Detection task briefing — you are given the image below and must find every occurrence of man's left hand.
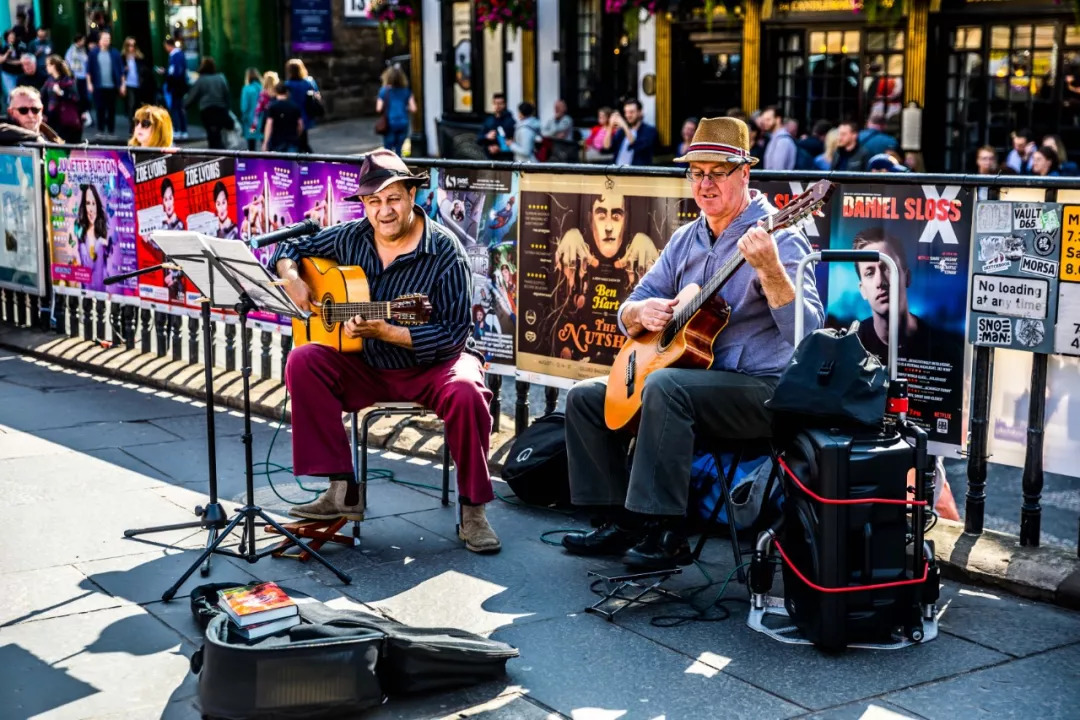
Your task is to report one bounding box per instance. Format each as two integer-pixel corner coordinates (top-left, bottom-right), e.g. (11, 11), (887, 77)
(738, 227), (784, 275)
(344, 315), (389, 340)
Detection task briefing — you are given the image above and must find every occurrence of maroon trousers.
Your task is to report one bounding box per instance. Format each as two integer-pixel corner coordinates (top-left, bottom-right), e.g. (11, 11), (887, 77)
(285, 344), (495, 504)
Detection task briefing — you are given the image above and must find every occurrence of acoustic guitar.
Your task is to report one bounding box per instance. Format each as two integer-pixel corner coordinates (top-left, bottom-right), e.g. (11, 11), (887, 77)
(603, 180), (835, 431)
(291, 257), (432, 353)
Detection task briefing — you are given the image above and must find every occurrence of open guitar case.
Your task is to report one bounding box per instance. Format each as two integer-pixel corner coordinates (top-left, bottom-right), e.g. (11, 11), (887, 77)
(188, 583), (519, 720)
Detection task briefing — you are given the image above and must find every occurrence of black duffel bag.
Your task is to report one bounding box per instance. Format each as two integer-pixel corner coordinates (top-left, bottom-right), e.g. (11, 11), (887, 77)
(765, 322), (888, 429)
(501, 412), (571, 507)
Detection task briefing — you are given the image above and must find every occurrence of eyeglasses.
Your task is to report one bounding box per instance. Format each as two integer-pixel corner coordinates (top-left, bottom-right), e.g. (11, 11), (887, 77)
(685, 166), (741, 185)
(136, 118), (153, 128)
(13, 106), (42, 116)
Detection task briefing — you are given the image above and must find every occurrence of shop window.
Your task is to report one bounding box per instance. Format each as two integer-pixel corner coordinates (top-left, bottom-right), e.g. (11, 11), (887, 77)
(559, 0), (636, 123)
(440, 1), (508, 120)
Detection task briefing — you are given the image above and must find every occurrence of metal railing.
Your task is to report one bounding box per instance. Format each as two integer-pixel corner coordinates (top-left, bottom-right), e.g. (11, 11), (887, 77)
(2, 143), (1077, 557)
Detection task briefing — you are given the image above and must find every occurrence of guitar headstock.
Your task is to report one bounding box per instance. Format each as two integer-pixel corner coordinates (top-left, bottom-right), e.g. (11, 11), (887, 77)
(390, 294), (432, 325)
(769, 179), (836, 232)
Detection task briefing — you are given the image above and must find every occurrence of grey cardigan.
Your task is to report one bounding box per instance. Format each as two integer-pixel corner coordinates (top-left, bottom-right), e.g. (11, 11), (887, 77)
(185, 73), (231, 111)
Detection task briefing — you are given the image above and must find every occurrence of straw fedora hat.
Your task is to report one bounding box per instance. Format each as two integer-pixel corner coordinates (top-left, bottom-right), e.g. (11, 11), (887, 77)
(673, 116), (759, 165)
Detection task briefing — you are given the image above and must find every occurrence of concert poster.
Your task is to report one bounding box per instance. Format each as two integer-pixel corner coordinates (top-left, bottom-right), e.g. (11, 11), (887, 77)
(825, 184), (973, 453)
(179, 156), (238, 307)
(988, 350), (1080, 478)
(751, 179), (834, 299)
(46, 148), (138, 302)
(415, 167), (519, 374)
(134, 152), (190, 305)
(0, 148), (44, 294)
(516, 173), (695, 385)
(296, 161), (366, 229)
(236, 157), (298, 326)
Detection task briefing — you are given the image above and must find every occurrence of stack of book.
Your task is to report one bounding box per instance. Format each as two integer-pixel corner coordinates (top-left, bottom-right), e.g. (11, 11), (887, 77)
(218, 581), (300, 640)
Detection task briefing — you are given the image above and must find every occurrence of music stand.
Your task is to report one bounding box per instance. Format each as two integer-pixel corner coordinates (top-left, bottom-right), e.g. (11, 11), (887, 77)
(139, 231), (351, 600)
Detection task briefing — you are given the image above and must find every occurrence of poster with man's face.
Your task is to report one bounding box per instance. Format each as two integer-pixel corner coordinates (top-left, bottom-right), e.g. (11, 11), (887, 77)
(825, 184), (973, 453)
(516, 173), (694, 384)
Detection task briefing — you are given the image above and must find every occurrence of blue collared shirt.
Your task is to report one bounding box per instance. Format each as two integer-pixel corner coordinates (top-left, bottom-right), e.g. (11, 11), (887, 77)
(616, 190), (824, 377)
(270, 207), (473, 370)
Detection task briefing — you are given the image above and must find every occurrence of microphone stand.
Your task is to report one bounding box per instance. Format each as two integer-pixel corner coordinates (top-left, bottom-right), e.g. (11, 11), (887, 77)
(109, 265), (228, 578)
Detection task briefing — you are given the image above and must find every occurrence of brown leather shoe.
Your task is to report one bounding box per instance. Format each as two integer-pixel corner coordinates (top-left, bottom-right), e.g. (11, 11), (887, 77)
(458, 504), (501, 554)
(288, 480), (365, 521)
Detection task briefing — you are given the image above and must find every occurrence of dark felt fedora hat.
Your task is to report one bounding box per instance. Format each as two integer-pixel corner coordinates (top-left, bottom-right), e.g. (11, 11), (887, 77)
(346, 149), (429, 200)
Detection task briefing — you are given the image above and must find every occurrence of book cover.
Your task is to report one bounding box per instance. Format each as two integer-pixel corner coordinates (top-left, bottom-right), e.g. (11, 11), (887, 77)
(218, 582), (297, 627)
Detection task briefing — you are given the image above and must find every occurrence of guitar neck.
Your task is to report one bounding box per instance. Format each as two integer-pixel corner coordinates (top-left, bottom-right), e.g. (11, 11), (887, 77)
(323, 302), (392, 322)
(669, 214), (777, 330)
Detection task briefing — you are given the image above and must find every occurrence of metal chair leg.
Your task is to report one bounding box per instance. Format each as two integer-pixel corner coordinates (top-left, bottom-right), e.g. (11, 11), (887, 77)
(441, 440), (451, 506)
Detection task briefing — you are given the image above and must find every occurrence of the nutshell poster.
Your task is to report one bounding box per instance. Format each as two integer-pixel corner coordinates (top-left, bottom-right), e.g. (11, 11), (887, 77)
(516, 173), (695, 384)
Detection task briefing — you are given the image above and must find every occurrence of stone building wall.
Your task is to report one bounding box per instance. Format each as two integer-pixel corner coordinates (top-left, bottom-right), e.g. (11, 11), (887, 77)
(281, 1), (409, 121)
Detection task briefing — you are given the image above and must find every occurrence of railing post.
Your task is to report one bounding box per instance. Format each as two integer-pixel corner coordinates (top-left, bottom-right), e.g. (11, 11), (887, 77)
(171, 315), (182, 362)
(487, 374), (502, 432)
(154, 310), (167, 356)
(16, 291), (27, 326)
(280, 334), (292, 379)
(1020, 352), (1048, 547)
(81, 298), (92, 340)
(54, 293), (65, 333)
(188, 316), (199, 364)
(515, 380), (530, 436)
(545, 386), (559, 415)
(225, 323), (237, 371)
(140, 308), (151, 353)
(261, 330), (272, 379)
(67, 296), (79, 336)
(123, 306), (136, 350)
(964, 345), (993, 535)
(95, 299), (105, 341)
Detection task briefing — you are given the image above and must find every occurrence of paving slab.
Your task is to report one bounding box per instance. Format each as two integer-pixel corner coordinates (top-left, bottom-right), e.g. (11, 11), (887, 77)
(35, 419), (182, 452)
(936, 582), (1080, 657)
(365, 685), (549, 720)
(74, 549), (261, 605)
(494, 613), (804, 720)
(0, 565), (132, 629)
(0, 423), (79, 460)
(884, 642), (1080, 719)
(800, 700), (928, 719)
(0, 384), (204, 432)
(614, 589), (1010, 711)
(0, 604), (197, 720)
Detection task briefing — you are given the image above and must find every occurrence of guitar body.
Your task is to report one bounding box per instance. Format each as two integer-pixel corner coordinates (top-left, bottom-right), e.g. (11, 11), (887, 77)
(291, 257), (370, 353)
(604, 284), (732, 431)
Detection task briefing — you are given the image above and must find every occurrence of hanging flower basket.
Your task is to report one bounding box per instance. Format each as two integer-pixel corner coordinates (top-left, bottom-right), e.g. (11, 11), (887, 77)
(857, 0), (903, 24)
(367, 0), (420, 46)
(604, 1), (737, 39)
(476, 0), (537, 36)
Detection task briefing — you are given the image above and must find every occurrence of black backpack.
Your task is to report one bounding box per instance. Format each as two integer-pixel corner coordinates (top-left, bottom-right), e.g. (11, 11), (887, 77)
(765, 323), (888, 429)
(501, 412), (571, 507)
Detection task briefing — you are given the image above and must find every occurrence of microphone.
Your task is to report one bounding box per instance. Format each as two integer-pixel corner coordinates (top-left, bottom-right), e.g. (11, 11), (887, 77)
(249, 219), (321, 249)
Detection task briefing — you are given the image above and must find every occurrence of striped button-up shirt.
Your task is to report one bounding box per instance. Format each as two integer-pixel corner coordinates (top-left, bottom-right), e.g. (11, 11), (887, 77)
(270, 207), (473, 370)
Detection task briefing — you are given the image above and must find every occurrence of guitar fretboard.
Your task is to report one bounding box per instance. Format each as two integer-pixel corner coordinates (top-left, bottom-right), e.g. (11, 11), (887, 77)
(662, 214), (776, 344)
(321, 302), (392, 322)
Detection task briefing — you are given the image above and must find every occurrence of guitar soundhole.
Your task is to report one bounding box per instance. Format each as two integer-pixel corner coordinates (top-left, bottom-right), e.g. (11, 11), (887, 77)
(321, 295), (335, 333)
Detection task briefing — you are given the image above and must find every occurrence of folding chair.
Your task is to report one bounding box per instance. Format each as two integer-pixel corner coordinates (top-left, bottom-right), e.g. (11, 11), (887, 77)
(353, 402), (453, 508)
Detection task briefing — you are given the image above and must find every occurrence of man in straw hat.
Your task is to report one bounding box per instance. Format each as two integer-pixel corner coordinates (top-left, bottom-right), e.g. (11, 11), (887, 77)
(561, 117), (824, 569)
(271, 149), (501, 554)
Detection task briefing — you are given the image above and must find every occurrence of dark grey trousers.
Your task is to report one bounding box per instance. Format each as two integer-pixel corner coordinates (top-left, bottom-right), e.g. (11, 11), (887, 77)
(565, 368), (778, 516)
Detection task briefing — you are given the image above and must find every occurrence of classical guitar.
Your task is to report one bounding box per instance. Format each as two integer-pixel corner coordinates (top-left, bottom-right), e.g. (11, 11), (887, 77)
(603, 180), (835, 431)
(291, 257), (432, 353)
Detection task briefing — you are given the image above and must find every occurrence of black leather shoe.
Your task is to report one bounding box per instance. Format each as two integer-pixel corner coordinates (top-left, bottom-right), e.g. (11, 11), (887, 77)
(562, 522), (643, 556)
(622, 527), (693, 570)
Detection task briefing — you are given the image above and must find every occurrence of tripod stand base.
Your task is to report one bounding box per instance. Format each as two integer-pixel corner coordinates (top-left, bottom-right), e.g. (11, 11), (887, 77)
(124, 502), (230, 576)
(160, 504), (353, 602)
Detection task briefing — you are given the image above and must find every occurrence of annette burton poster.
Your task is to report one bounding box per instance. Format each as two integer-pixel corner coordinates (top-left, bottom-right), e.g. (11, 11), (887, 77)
(825, 184), (973, 453)
(236, 157), (298, 326)
(415, 167), (518, 374)
(46, 148), (138, 302)
(516, 173), (695, 386)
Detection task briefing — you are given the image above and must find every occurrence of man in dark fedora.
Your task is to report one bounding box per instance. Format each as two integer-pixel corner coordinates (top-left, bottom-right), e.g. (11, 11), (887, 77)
(560, 117), (825, 569)
(271, 149), (501, 554)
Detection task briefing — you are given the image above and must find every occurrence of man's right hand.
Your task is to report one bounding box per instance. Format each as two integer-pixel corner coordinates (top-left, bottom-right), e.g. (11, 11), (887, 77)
(622, 297), (678, 336)
(284, 276), (313, 312)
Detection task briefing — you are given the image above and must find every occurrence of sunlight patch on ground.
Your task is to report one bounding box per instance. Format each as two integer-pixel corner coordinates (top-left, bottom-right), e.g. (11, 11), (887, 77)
(684, 651), (731, 677)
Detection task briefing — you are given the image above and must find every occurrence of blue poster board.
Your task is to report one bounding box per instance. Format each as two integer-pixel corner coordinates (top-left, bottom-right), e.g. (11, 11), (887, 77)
(292, 0), (333, 53)
(0, 147), (44, 294)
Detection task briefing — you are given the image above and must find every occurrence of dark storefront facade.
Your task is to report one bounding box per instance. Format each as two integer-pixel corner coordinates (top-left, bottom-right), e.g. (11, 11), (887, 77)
(927, 0), (1080, 172)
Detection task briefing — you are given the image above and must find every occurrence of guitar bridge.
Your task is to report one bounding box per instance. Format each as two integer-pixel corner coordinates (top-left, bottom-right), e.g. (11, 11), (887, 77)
(625, 351), (636, 399)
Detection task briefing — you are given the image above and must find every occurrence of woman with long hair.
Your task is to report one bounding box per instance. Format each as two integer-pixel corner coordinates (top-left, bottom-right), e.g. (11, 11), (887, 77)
(76, 183), (117, 291)
(120, 36), (155, 123)
(376, 64), (416, 155)
(250, 70), (278, 147)
(284, 58), (320, 153)
(128, 104), (173, 147)
(185, 56), (233, 149)
(240, 67), (262, 151)
(42, 55), (82, 143)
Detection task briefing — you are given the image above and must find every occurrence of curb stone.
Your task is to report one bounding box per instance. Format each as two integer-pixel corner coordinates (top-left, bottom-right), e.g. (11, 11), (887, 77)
(3, 325), (1078, 611)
